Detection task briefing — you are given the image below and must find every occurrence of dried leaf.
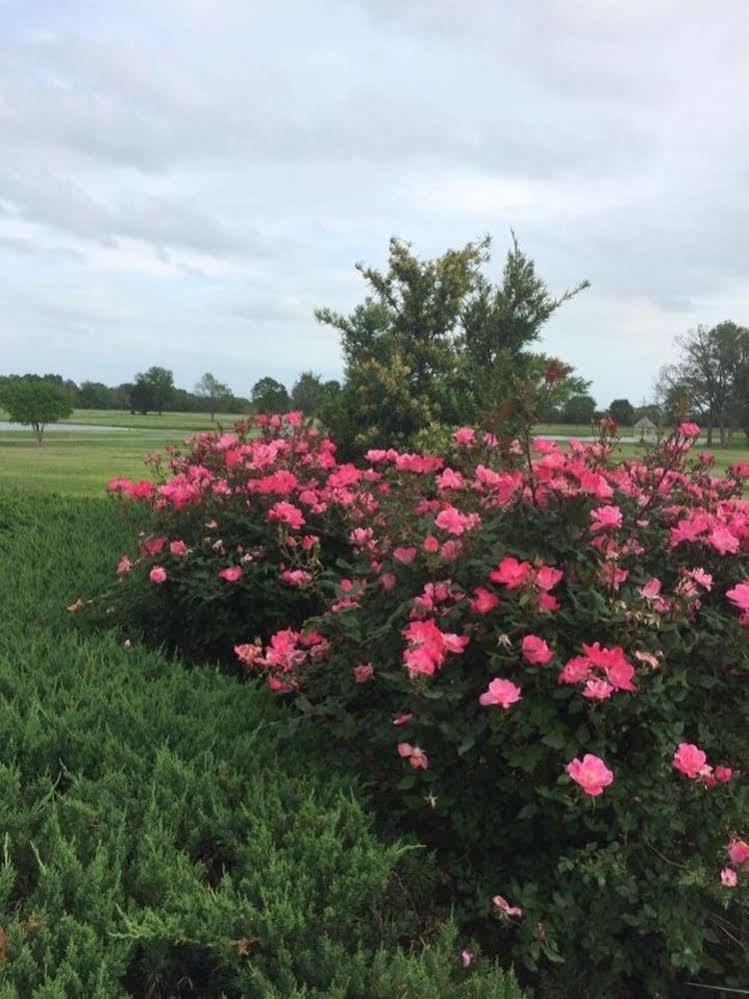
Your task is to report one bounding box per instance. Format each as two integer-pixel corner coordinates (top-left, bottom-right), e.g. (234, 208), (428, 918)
(66, 598), (86, 614)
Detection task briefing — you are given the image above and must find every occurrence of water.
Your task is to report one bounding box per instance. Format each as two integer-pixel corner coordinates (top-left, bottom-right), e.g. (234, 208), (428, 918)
(0, 422), (129, 433)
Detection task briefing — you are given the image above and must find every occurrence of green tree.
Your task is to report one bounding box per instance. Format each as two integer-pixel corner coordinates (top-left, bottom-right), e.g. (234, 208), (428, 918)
(291, 372), (341, 417)
(251, 377), (290, 413)
(659, 322), (749, 446)
(561, 393), (597, 424)
(316, 235), (587, 452)
(0, 379), (73, 444)
(609, 398), (635, 426)
(133, 367), (175, 416)
(195, 372), (231, 421)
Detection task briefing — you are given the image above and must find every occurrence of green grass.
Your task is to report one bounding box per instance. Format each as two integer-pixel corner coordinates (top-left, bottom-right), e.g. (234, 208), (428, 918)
(0, 409), (745, 499)
(0, 491), (522, 997)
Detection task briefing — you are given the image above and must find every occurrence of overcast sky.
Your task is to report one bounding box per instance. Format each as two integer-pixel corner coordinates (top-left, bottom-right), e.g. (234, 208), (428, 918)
(1, 0), (748, 405)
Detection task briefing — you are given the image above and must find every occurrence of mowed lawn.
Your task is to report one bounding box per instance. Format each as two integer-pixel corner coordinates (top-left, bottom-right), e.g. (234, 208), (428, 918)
(0, 410), (747, 496)
(0, 409), (248, 496)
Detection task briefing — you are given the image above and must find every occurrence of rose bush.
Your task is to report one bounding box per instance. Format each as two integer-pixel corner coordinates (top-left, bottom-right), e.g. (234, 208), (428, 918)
(100, 413), (354, 661)
(102, 413), (749, 993)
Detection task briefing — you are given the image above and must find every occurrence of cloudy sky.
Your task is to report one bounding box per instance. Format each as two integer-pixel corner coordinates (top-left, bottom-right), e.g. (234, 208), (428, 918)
(1, 0), (748, 405)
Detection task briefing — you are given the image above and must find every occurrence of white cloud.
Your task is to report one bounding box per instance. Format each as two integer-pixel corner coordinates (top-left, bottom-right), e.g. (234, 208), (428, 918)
(1, 0), (749, 403)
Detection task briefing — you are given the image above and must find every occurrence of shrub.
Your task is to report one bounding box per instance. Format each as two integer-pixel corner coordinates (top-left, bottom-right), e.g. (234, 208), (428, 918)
(231, 422), (749, 994)
(98, 412), (352, 661)
(0, 493), (522, 997)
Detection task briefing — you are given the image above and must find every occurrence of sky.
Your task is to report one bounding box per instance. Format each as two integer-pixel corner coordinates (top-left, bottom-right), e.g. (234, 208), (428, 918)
(1, 0), (749, 406)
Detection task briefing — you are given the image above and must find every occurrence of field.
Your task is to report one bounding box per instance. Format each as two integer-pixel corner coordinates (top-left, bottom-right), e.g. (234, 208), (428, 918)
(0, 411), (747, 497)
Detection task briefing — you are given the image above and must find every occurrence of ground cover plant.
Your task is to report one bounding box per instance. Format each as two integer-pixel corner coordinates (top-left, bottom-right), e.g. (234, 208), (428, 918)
(0, 491), (521, 997)
(103, 402), (749, 995)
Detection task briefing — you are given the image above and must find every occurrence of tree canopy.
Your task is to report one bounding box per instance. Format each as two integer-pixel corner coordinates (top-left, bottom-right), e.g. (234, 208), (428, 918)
(195, 372), (232, 421)
(316, 234), (588, 451)
(0, 379), (73, 444)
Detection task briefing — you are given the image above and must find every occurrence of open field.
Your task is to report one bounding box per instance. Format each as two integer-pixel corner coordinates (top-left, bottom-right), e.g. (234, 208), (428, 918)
(1, 412), (747, 496)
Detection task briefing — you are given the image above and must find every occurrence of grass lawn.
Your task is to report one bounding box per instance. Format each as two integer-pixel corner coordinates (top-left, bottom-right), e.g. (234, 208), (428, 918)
(57, 408), (250, 431)
(1, 414), (747, 498)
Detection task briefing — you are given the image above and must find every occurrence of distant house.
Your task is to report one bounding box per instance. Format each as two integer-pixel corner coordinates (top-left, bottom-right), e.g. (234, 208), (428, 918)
(633, 416), (657, 443)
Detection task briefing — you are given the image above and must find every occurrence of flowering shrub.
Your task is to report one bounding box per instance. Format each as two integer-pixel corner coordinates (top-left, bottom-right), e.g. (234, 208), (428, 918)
(104, 412), (749, 991)
(232, 422), (749, 993)
(101, 413), (353, 660)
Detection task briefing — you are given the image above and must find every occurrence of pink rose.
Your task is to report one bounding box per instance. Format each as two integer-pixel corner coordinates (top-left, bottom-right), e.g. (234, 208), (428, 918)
(490, 556), (532, 589)
(721, 867), (738, 887)
(394, 546), (418, 565)
(169, 540), (188, 556)
(117, 555), (131, 575)
(219, 566), (243, 583)
(522, 634), (554, 665)
(672, 742), (708, 779)
(479, 678), (522, 709)
(728, 839), (749, 867)
(566, 753), (614, 797)
(492, 894), (523, 918)
(397, 742), (429, 770)
(353, 663), (374, 684)
(471, 587), (499, 614)
(149, 566), (167, 585)
(679, 422), (701, 438)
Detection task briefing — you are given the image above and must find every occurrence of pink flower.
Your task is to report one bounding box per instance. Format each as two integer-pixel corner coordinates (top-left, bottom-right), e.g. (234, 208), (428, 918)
(522, 634), (554, 665)
(672, 742), (708, 779)
(582, 679), (614, 701)
(590, 505), (622, 533)
(537, 592), (560, 613)
(471, 587), (499, 614)
(268, 501), (305, 530)
(437, 468), (464, 490)
(393, 713), (413, 726)
(535, 566), (563, 591)
(394, 546), (418, 564)
(117, 555), (131, 575)
(728, 839), (749, 867)
(219, 566), (243, 583)
(234, 642), (262, 667)
(434, 505), (480, 536)
(634, 650), (660, 669)
(721, 867), (737, 887)
(709, 526), (740, 555)
(679, 422), (701, 438)
(453, 427), (476, 446)
(353, 663), (374, 684)
(558, 656), (592, 685)
(149, 566), (167, 585)
(280, 569), (313, 587)
(492, 895), (522, 918)
(490, 556), (532, 590)
(423, 535), (440, 553)
(461, 948), (474, 968)
(169, 540), (188, 556)
(726, 582), (749, 612)
(640, 578), (662, 600)
(566, 754), (614, 797)
(397, 742), (429, 770)
(691, 568), (713, 590)
(715, 765), (733, 784)
(479, 678), (522, 709)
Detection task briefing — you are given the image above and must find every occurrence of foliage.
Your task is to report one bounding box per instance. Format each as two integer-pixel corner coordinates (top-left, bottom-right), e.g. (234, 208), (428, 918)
(129, 366), (176, 415)
(317, 236), (588, 453)
(0, 378), (73, 443)
(204, 418), (748, 995)
(560, 392), (596, 424)
(291, 371), (341, 417)
(658, 322), (749, 446)
(609, 398), (635, 426)
(251, 377), (290, 414)
(194, 371), (232, 420)
(0, 492), (522, 997)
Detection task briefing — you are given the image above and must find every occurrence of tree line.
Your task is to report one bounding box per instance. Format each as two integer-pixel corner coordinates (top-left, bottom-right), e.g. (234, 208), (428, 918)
(2, 235), (747, 448)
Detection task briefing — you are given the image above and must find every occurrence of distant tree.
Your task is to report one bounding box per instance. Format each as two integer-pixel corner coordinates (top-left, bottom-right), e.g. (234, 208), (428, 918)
(251, 377), (289, 414)
(133, 367), (175, 416)
(195, 372), (232, 421)
(561, 393), (597, 425)
(291, 371), (337, 417)
(658, 322), (749, 446)
(77, 381), (119, 409)
(609, 398), (635, 426)
(0, 380), (73, 444)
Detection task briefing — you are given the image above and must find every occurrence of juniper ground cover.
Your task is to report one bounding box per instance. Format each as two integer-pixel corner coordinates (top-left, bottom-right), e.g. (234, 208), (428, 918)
(0, 490), (521, 996)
